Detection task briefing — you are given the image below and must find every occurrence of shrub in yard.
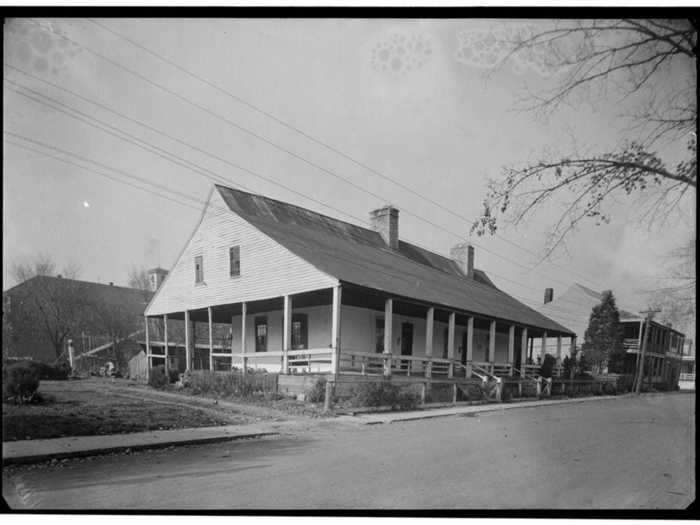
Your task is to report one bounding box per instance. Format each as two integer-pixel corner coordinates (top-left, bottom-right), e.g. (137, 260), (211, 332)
(307, 377), (327, 403)
(349, 381), (420, 410)
(602, 382), (616, 395)
(395, 389), (420, 410)
(148, 365), (168, 389)
(18, 360), (71, 380)
(3, 364), (40, 404)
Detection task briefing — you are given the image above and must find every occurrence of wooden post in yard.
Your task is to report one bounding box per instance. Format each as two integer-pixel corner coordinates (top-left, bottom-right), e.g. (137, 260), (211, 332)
(323, 380), (333, 413)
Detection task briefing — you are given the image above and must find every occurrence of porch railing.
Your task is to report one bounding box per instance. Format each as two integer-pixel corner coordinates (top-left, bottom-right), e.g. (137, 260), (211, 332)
(623, 338), (640, 351)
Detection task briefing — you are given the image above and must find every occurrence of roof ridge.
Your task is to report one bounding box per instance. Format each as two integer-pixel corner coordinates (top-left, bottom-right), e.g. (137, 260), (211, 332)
(216, 183), (471, 277)
(16, 275), (147, 293)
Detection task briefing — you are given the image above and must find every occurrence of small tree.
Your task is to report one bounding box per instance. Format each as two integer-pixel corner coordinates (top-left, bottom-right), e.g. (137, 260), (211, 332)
(582, 290), (625, 374)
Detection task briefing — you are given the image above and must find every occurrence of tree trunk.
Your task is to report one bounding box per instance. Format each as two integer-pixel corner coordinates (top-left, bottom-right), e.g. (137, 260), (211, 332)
(53, 341), (64, 361)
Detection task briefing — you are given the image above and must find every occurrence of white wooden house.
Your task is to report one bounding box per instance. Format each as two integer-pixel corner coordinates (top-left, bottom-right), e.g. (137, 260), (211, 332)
(143, 185), (575, 390)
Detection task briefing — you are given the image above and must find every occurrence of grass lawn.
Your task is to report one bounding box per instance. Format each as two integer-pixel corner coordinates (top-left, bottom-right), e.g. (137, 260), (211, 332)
(2, 379), (250, 442)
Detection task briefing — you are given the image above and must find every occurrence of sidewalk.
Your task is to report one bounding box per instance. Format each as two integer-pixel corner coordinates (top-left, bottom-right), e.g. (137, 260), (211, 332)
(3, 393), (653, 465)
(3, 423), (278, 465)
(335, 394), (624, 425)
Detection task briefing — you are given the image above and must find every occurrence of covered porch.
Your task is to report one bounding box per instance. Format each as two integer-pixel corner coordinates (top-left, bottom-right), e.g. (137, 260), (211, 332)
(142, 283), (574, 383)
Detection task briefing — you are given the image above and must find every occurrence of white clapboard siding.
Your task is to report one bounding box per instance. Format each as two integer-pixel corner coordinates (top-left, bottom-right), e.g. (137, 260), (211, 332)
(146, 188), (338, 316)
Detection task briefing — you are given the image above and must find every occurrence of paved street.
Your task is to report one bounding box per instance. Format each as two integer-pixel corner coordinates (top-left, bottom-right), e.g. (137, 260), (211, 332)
(3, 393), (694, 510)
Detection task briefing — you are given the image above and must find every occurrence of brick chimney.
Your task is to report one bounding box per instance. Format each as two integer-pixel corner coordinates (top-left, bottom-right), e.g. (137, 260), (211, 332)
(544, 288), (554, 304)
(450, 242), (474, 279)
(370, 205), (399, 250)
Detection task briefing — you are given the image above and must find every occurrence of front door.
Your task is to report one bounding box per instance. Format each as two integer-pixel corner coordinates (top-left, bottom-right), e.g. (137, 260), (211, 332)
(400, 322), (413, 373)
(461, 331), (468, 365)
(401, 322), (413, 355)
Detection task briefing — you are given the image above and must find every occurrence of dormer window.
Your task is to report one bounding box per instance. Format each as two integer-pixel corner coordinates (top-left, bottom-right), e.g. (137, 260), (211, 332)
(229, 246), (240, 277)
(194, 255), (204, 284)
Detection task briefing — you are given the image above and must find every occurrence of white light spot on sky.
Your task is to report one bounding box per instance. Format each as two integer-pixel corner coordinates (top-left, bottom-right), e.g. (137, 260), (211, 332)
(83, 201), (90, 208)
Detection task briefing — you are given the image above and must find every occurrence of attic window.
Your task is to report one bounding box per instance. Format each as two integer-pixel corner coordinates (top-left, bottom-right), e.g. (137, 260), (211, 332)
(229, 246), (240, 277)
(194, 255), (204, 284)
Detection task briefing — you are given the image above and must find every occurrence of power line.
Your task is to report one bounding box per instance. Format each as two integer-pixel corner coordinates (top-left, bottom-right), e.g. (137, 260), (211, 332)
(6, 122), (600, 322)
(5, 75), (604, 313)
(85, 17), (605, 290)
(22, 19), (604, 293)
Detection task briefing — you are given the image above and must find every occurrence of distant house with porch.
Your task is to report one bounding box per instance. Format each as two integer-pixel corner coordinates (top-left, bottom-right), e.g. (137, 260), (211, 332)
(537, 283), (686, 388)
(143, 184), (575, 393)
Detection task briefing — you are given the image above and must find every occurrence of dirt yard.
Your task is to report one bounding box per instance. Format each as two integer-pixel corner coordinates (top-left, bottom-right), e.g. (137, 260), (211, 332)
(2, 379), (260, 442)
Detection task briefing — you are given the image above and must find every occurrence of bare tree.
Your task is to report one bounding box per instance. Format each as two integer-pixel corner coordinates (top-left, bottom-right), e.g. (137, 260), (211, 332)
(10, 253), (82, 284)
(127, 265), (151, 291)
(472, 19), (697, 258)
(649, 236), (696, 340)
(6, 254), (88, 359)
(10, 252), (56, 283)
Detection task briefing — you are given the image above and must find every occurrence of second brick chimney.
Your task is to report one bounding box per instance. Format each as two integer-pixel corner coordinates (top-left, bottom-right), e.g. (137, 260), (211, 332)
(370, 205), (399, 250)
(450, 242), (475, 279)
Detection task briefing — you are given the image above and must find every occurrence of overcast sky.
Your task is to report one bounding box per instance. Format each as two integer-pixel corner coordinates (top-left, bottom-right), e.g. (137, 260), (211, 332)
(3, 17), (695, 318)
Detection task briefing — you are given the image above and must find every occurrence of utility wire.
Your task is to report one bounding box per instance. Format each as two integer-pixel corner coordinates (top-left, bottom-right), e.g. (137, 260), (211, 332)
(5, 75), (605, 313)
(22, 19), (605, 292)
(85, 17), (605, 290)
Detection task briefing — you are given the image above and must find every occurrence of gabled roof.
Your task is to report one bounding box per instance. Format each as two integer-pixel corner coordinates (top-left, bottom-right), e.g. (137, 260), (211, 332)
(215, 185), (574, 335)
(5, 275), (152, 313)
(567, 283), (638, 320)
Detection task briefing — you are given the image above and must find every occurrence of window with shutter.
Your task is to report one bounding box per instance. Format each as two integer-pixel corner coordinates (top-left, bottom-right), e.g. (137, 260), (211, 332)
(229, 246), (240, 277)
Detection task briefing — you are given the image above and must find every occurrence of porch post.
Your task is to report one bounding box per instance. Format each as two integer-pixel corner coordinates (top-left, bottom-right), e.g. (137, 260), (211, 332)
(521, 327), (528, 374)
(507, 325), (515, 376)
(331, 285), (342, 376)
(541, 330), (548, 360)
(144, 316), (151, 381)
(283, 295), (292, 374)
(556, 335), (562, 362)
(163, 314), (169, 376)
(383, 298), (393, 377)
(241, 302), (247, 375)
(447, 312), (456, 378)
(425, 307), (434, 378)
(488, 320), (496, 364)
(208, 306), (214, 371)
(466, 316), (474, 377)
(184, 310), (191, 372)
